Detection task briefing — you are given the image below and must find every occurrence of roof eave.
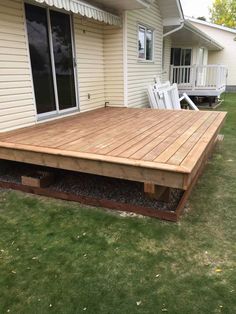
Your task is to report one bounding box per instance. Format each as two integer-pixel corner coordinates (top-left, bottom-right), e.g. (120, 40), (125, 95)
(184, 21), (224, 50)
(186, 16), (236, 34)
(160, 0), (184, 27)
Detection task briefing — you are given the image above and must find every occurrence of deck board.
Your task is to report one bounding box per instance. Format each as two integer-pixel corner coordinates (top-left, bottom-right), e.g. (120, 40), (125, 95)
(168, 112), (220, 165)
(112, 111), (185, 158)
(134, 111), (199, 161)
(154, 111), (216, 163)
(0, 107), (226, 190)
(71, 111), (171, 155)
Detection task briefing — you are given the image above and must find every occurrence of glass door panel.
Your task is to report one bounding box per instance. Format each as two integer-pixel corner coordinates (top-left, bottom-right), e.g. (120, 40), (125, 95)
(171, 48), (192, 66)
(181, 49), (191, 66)
(50, 11), (76, 111)
(171, 48), (181, 66)
(181, 49), (191, 83)
(25, 4), (56, 115)
(171, 48), (192, 84)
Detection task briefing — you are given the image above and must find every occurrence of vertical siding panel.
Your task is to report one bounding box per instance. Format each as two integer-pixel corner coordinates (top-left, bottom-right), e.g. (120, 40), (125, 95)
(126, 0), (163, 108)
(73, 17), (106, 112)
(0, 0), (36, 132)
(104, 25), (124, 107)
(162, 37), (171, 82)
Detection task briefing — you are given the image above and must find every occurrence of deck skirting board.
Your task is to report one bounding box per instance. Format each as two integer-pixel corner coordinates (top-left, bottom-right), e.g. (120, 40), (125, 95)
(0, 180), (179, 222)
(226, 85), (236, 92)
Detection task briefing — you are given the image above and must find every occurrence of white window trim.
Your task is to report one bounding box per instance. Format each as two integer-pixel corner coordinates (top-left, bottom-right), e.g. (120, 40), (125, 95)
(137, 24), (154, 62)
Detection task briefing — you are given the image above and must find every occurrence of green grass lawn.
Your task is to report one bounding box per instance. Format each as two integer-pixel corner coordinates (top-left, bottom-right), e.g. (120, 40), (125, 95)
(0, 94), (236, 314)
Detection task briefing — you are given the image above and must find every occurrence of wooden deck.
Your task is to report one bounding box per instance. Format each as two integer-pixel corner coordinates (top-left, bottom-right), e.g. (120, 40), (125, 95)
(0, 107), (226, 191)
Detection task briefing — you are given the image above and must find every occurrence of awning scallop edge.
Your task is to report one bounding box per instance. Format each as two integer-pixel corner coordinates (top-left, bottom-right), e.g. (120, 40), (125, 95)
(34, 0), (122, 26)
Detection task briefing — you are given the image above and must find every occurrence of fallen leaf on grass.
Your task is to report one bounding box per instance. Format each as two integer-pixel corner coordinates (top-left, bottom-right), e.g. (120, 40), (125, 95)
(215, 268), (222, 273)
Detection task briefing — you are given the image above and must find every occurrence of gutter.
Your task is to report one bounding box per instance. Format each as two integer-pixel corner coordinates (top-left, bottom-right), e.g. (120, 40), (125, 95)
(137, 0), (153, 8)
(163, 21), (184, 38)
(184, 22), (223, 50)
(163, 0), (184, 38)
(163, 20), (223, 50)
(176, 0), (184, 20)
(186, 16), (236, 34)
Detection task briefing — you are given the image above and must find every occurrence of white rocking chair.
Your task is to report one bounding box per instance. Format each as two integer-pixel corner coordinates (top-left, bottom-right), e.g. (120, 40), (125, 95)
(148, 82), (199, 111)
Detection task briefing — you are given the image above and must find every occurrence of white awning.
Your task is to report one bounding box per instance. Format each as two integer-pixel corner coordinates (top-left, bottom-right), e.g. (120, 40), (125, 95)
(34, 0), (122, 26)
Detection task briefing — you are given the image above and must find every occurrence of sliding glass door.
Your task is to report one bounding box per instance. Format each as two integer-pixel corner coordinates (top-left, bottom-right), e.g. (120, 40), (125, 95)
(50, 10), (76, 111)
(171, 48), (192, 84)
(25, 4), (77, 118)
(171, 48), (192, 66)
(25, 4), (56, 115)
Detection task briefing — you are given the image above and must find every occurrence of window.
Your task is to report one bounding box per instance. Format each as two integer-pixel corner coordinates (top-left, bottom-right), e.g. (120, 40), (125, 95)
(138, 25), (154, 61)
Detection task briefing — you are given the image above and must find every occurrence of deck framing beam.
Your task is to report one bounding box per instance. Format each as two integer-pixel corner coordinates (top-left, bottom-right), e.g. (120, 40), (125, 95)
(0, 147), (187, 189)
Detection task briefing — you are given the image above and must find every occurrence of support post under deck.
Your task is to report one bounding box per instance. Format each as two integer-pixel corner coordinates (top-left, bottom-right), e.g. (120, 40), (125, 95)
(144, 183), (171, 202)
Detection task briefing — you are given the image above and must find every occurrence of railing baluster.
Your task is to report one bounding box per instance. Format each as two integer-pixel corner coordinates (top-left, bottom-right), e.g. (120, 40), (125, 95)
(169, 64), (227, 91)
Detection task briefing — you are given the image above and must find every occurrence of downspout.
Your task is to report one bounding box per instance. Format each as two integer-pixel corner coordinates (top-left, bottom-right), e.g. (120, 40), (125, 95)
(161, 0), (184, 82)
(161, 21), (184, 83)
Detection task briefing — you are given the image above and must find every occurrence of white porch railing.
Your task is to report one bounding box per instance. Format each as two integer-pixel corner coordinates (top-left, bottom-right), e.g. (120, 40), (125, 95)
(170, 65), (228, 91)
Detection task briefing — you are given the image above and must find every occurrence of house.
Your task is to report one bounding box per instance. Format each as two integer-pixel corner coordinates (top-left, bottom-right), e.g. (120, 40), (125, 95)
(163, 20), (228, 98)
(186, 17), (236, 92)
(0, 0), (184, 132)
(0, 0), (227, 220)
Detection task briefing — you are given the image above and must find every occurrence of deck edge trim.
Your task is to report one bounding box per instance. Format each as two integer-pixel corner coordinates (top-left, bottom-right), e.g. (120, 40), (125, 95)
(0, 141), (191, 174)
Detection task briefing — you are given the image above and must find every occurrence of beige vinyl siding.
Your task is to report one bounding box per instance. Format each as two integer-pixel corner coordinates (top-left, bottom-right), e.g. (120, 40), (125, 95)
(0, 1), (124, 133)
(190, 22), (236, 86)
(104, 26), (124, 107)
(73, 17), (106, 112)
(0, 0), (36, 132)
(126, 0), (163, 108)
(162, 37), (171, 82)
